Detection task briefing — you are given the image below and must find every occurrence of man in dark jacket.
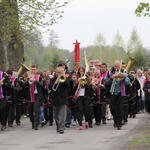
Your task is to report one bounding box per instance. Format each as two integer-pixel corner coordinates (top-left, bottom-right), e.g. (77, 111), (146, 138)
(22, 65), (43, 130)
(49, 67), (70, 134)
(0, 70), (10, 130)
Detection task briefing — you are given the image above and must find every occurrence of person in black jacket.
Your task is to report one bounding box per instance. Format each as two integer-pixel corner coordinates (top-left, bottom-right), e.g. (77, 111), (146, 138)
(143, 71), (150, 114)
(57, 61), (74, 128)
(4, 70), (16, 128)
(105, 60), (130, 130)
(42, 76), (54, 126)
(13, 77), (24, 125)
(0, 70), (10, 130)
(49, 66), (70, 134)
(75, 66), (94, 130)
(22, 64), (43, 130)
(128, 71), (141, 118)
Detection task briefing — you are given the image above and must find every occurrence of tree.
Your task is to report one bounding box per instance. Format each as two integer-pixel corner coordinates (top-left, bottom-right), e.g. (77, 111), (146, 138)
(48, 29), (60, 47)
(0, 3), (6, 70)
(133, 46), (147, 69)
(112, 31), (125, 60)
(127, 27), (148, 68)
(127, 27), (142, 54)
(135, 2), (150, 17)
(0, 0), (72, 69)
(23, 29), (44, 68)
(94, 33), (106, 63)
(51, 53), (60, 70)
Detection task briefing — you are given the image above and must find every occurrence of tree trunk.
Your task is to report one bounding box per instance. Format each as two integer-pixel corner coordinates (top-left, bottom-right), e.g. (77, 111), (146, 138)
(0, 4), (6, 70)
(7, 0), (24, 70)
(7, 36), (24, 70)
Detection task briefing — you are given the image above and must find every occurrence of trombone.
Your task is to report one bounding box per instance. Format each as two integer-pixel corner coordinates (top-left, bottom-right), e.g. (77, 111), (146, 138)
(52, 74), (66, 91)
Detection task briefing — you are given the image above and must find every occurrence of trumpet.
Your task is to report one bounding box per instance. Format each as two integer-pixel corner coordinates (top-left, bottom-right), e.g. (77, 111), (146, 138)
(28, 74), (34, 84)
(52, 74), (66, 91)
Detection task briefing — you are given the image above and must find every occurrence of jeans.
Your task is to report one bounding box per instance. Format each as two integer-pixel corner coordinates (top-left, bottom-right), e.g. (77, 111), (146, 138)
(65, 107), (72, 125)
(40, 106), (45, 123)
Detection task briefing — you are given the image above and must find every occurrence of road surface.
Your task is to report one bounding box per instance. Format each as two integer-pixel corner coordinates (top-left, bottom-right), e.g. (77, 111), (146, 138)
(0, 113), (149, 150)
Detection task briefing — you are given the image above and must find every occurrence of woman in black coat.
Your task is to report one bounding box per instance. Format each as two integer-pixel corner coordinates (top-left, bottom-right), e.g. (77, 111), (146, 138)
(143, 72), (150, 114)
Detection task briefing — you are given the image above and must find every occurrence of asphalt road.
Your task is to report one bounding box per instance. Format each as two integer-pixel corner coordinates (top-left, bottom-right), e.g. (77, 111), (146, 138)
(0, 113), (149, 150)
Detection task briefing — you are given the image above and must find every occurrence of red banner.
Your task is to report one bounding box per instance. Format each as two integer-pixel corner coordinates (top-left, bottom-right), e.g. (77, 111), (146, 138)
(74, 40), (80, 62)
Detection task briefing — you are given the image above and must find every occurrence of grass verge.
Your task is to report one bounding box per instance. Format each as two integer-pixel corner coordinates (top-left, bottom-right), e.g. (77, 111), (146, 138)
(125, 121), (150, 150)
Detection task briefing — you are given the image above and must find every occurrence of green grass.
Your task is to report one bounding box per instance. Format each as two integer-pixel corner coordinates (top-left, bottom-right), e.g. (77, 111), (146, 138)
(129, 128), (150, 148)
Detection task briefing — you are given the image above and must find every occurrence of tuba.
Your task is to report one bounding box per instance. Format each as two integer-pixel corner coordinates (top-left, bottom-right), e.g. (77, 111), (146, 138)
(125, 57), (138, 73)
(18, 63), (30, 78)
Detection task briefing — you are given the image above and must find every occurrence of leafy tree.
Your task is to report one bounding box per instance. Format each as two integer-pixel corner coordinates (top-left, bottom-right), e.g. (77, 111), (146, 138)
(41, 51), (52, 70)
(93, 33), (106, 63)
(48, 29), (60, 47)
(135, 2), (150, 17)
(127, 27), (148, 69)
(0, 3), (6, 70)
(24, 29), (44, 68)
(112, 31), (126, 60)
(51, 53), (60, 70)
(133, 46), (147, 69)
(0, 0), (72, 69)
(127, 27), (142, 54)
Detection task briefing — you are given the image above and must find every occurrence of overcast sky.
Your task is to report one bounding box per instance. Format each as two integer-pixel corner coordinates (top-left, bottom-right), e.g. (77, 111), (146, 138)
(42, 0), (150, 51)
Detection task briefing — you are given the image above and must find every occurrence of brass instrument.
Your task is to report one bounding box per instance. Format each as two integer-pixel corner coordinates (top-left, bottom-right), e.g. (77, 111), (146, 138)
(125, 56), (138, 73)
(114, 72), (128, 81)
(80, 75), (87, 85)
(112, 60), (128, 81)
(29, 75), (34, 84)
(110, 60), (126, 94)
(79, 50), (90, 86)
(59, 75), (66, 83)
(113, 59), (123, 81)
(52, 74), (66, 91)
(18, 63), (30, 78)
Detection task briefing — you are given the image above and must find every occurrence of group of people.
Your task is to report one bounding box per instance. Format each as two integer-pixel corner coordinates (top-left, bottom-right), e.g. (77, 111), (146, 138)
(0, 59), (149, 134)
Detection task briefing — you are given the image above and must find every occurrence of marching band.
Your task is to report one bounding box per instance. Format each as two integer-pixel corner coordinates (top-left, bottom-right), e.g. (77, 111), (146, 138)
(0, 57), (149, 134)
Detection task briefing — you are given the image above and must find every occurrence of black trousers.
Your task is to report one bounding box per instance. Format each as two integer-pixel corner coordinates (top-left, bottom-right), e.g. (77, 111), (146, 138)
(28, 95), (41, 128)
(44, 105), (53, 124)
(88, 105), (94, 125)
(15, 104), (22, 123)
(110, 94), (124, 127)
(0, 98), (6, 126)
(77, 96), (89, 126)
(5, 103), (15, 126)
(94, 103), (106, 124)
(71, 107), (78, 121)
(145, 99), (150, 113)
(123, 103), (129, 122)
